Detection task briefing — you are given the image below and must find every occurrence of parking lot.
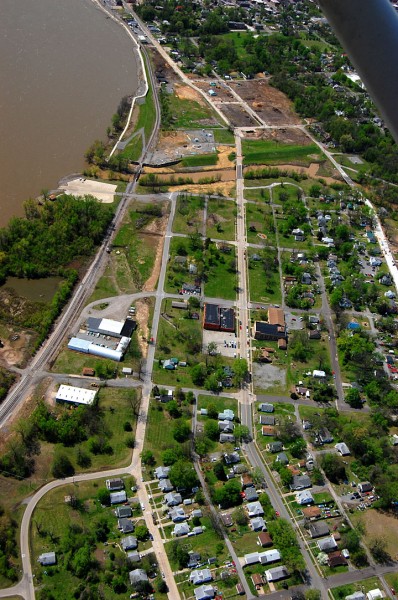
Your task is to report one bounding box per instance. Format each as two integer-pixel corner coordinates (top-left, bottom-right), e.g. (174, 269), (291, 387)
(202, 329), (238, 358)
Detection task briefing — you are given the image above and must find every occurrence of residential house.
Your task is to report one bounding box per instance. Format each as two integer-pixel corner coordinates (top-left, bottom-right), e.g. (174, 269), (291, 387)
(335, 442), (350, 456)
(258, 532), (273, 547)
(290, 475), (312, 491)
(265, 566), (289, 582)
(218, 409), (234, 421)
(173, 522), (190, 537)
(317, 536), (338, 553)
(221, 513), (233, 527)
(159, 479), (174, 493)
(233, 463), (248, 474)
(241, 474), (254, 489)
(259, 415), (275, 426)
(110, 491), (127, 505)
(106, 478), (124, 491)
(220, 433), (235, 443)
(328, 551), (348, 568)
(367, 590), (383, 600)
(191, 509), (203, 519)
(192, 526), (204, 536)
(309, 522), (330, 538)
(190, 569), (213, 585)
(245, 552), (260, 565)
(116, 506), (132, 518)
(358, 482), (373, 494)
(127, 551), (140, 563)
(267, 441), (283, 453)
(169, 506), (185, 521)
(245, 487), (259, 502)
(224, 452), (240, 465)
(276, 452), (289, 465)
(219, 420), (234, 433)
(296, 490), (314, 505)
(259, 549), (281, 564)
(129, 569), (148, 586)
(309, 330), (321, 340)
(346, 593), (366, 600)
(302, 273), (312, 285)
(121, 536), (137, 551)
(118, 518), (135, 534)
(194, 584), (215, 600)
(187, 553), (201, 569)
(262, 425), (276, 436)
(302, 506), (321, 520)
(313, 369), (326, 379)
(251, 516), (266, 531)
(259, 403), (274, 413)
(247, 501), (264, 518)
(38, 552), (56, 566)
(318, 428), (334, 444)
(251, 573), (264, 589)
(165, 492), (182, 507)
(155, 466), (170, 479)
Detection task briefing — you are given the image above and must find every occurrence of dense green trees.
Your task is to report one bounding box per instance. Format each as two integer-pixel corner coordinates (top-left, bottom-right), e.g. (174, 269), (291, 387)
(169, 460), (198, 491)
(212, 478), (242, 508)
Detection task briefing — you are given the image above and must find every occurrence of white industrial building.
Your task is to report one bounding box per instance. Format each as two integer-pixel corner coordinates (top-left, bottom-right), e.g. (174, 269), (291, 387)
(56, 385), (97, 407)
(67, 317), (136, 362)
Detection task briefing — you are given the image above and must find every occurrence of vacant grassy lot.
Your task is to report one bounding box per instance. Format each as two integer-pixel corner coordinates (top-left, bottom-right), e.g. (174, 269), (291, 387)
(86, 265), (119, 303)
(117, 131), (143, 164)
(244, 187), (271, 202)
(143, 402), (191, 467)
(350, 509), (398, 560)
(169, 92), (221, 129)
(173, 194), (205, 235)
(331, 577), (381, 600)
(242, 140), (321, 166)
(206, 197), (236, 241)
(165, 236), (202, 294)
(181, 153), (218, 168)
(155, 299), (202, 360)
(248, 255), (281, 305)
(204, 245), (237, 300)
(214, 128), (235, 144)
(246, 202), (275, 245)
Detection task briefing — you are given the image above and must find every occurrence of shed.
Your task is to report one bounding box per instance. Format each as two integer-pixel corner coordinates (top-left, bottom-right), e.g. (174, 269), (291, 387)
(38, 552), (56, 566)
(258, 532), (273, 547)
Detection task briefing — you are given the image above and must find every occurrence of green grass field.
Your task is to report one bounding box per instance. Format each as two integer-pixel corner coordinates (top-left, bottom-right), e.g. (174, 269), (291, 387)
(206, 197), (236, 241)
(248, 257), (282, 305)
(181, 153), (218, 168)
(242, 140), (322, 166)
(169, 92), (221, 129)
(246, 202), (276, 245)
(204, 246), (237, 300)
(143, 402), (191, 466)
(244, 187), (270, 203)
(173, 194), (205, 234)
(214, 128), (235, 144)
(155, 299), (203, 361)
(118, 132), (143, 163)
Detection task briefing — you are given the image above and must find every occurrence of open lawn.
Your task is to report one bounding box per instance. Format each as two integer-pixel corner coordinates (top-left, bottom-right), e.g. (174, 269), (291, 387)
(86, 265), (119, 303)
(246, 202), (275, 245)
(173, 194), (205, 235)
(165, 236), (203, 294)
(181, 153), (218, 168)
(143, 401), (192, 468)
(204, 244), (237, 300)
(351, 508), (398, 561)
(244, 187), (271, 203)
(242, 140), (322, 166)
(155, 299), (202, 360)
(117, 132), (143, 163)
(206, 197), (236, 241)
(214, 128), (235, 144)
(169, 92), (221, 129)
(248, 255), (281, 305)
(136, 57), (156, 143)
(197, 395), (238, 419)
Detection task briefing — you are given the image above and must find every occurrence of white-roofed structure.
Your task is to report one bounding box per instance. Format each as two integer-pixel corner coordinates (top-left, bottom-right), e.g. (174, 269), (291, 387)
(56, 385), (97, 407)
(67, 337), (129, 362)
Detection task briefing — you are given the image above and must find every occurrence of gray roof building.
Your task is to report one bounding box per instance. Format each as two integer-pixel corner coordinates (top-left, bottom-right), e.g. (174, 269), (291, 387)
(121, 536), (137, 551)
(173, 522), (190, 536)
(247, 501), (264, 517)
(159, 478), (174, 492)
(155, 466), (170, 479)
(190, 568), (213, 585)
(116, 505), (132, 518)
(38, 552), (56, 566)
(245, 487), (259, 502)
(290, 475), (312, 491)
(110, 491), (127, 505)
(166, 493), (183, 508)
(220, 433), (235, 443)
(251, 516), (266, 531)
(265, 565), (289, 582)
(309, 522), (330, 539)
(129, 568), (148, 586)
(194, 585), (215, 600)
(317, 536), (338, 553)
(118, 518), (135, 534)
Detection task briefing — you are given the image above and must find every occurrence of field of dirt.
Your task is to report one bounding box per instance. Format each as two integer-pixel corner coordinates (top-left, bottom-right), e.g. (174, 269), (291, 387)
(175, 83), (206, 106)
(217, 102), (260, 127)
(246, 127), (312, 146)
(230, 79), (301, 126)
(168, 181), (235, 197)
(195, 80), (234, 102)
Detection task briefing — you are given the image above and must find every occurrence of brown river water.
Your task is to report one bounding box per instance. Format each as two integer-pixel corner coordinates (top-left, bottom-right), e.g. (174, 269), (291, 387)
(0, 0), (140, 227)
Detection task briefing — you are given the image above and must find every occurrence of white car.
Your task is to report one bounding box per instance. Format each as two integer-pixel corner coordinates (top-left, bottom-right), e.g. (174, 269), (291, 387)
(140, 502), (145, 510)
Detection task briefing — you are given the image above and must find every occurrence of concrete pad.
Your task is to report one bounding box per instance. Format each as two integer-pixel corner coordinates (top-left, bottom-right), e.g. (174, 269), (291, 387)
(60, 178), (117, 203)
(202, 329), (238, 358)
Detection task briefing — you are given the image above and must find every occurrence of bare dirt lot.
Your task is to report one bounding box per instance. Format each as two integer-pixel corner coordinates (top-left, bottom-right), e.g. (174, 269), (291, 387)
(353, 509), (398, 560)
(154, 169), (236, 183)
(195, 80), (235, 102)
(247, 127), (312, 146)
(168, 181), (236, 197)
(216, 102), (260, 127)
(253, 362), (287, 391)
(230, 79), (301, 126)
(175, 84), (206, 105)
